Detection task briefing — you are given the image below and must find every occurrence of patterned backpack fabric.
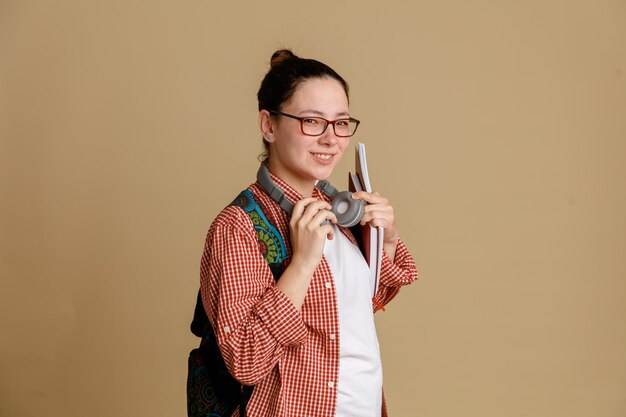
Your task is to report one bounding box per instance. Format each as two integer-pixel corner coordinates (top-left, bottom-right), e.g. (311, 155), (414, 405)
(187, 189), (289, 417)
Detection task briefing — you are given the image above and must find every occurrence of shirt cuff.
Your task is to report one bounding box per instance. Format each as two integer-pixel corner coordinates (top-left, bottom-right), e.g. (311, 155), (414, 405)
(379, 238), (419, 287)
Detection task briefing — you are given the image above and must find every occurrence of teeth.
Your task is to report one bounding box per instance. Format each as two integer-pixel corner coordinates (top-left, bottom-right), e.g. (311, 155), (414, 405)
(313, 153), (332, 160)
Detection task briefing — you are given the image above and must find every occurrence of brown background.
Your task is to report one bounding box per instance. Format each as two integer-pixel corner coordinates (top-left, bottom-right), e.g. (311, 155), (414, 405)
(1, 1), (625, 416)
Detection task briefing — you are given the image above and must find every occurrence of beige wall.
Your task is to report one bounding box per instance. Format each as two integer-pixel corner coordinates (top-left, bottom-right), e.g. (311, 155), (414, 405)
(1, 1), (625, 416)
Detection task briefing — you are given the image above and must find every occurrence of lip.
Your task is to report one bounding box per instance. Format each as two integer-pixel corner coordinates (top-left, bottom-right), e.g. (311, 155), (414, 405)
(310, 152), (335, 164)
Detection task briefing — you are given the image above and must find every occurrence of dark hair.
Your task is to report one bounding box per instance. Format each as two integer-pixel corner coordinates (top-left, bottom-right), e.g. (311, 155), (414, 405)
(257, 49), (350, 161)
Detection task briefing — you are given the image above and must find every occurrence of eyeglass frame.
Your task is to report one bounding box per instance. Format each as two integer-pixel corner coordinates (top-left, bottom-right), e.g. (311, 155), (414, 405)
(268, 110), (361, 137)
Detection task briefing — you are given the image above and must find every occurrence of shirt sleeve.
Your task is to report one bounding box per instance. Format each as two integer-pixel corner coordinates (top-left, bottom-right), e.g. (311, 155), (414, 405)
(200, 207), (308, 385)
(372, 238), (419, 311)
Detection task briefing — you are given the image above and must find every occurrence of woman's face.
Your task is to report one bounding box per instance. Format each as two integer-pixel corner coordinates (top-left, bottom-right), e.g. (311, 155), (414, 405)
(265, 77), (351, 195)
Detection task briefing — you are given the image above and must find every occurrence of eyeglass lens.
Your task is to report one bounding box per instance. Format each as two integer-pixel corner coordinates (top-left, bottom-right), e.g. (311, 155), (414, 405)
(301, 118), (358, 137)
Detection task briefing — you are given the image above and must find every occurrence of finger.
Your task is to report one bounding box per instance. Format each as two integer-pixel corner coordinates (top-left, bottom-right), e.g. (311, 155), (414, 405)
(292, 199), (330, 226)
(362, 208), (394, 225)
(323, 224), (335, 240)
(368, 217), (398, 241)
(351, 191), (369, 200)
(291, 197), (319, 220)
(360, 210), (394, 226)
(367, 217), (391, 229)
(299, 201), (333, 223)
(352, 191), (388, 205)
(302, 200), (333, 213)
(310, 208), (337, 227)
(363, 203), (393, 214)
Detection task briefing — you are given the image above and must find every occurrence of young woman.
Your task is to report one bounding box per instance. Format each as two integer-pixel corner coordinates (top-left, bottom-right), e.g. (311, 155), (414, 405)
(199, 49), (418, 417)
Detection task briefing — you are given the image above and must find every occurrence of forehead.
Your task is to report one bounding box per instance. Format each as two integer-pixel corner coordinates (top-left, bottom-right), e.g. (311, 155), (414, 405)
(285, 77), (349, 114)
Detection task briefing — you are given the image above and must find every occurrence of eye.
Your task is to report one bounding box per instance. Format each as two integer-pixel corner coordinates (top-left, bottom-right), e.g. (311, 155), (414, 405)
(303, 118), (320, 125)
(335, 119), (349, 127)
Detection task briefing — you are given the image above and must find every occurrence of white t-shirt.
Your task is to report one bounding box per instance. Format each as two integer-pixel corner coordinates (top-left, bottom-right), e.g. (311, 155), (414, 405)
(324, 225), (382, 417)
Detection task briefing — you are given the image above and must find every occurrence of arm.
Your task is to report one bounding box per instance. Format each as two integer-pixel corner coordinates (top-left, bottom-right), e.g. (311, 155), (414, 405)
(200, 198), (337, 385)
(200, 208), (308, 385)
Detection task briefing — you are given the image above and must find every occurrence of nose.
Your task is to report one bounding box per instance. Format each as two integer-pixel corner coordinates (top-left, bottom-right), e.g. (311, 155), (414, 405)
(319, 123), (339, 146)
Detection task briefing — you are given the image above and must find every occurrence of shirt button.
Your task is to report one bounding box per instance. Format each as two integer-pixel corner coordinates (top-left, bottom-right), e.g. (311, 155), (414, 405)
(325, 282), (332, 289)
(328, 381), (335, 388)
(223, 326), (230, 334)
(329, 334), (336, 340)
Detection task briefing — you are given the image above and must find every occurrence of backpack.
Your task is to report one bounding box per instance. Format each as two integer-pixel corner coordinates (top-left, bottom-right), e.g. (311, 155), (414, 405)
(187, 189), (289, 417)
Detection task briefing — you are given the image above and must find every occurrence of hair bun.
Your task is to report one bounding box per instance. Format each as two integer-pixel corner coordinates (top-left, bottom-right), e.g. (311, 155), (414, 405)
(270, 49), (297, 68)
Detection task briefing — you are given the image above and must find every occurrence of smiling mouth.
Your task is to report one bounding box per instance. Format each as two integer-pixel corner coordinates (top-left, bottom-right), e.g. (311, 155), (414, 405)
(312, 153), (333, 160)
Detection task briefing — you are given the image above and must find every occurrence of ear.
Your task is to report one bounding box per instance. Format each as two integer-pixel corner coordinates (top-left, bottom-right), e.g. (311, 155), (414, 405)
(258, 110), (275, 143)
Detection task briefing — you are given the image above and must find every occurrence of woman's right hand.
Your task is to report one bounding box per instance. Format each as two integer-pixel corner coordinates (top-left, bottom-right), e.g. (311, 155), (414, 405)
(288, 197), (337, 275)
(276, 198), (336, 310)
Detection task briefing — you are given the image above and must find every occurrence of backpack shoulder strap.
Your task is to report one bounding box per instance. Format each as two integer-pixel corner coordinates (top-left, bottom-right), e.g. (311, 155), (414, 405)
(231, 189), (289, 277)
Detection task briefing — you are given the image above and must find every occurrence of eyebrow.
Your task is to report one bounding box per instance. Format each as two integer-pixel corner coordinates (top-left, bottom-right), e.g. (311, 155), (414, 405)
(298, 109), (350, 118)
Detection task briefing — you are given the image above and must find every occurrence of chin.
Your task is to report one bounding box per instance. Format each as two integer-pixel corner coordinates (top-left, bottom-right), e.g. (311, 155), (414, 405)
(312, 167), (335, 181)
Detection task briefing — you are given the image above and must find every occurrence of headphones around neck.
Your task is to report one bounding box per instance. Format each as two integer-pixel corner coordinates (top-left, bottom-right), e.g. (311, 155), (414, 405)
(256, 164), (365, 228)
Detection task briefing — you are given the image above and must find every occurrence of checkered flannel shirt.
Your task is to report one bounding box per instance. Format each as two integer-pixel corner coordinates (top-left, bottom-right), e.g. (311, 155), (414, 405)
(200, 173), (418, 417)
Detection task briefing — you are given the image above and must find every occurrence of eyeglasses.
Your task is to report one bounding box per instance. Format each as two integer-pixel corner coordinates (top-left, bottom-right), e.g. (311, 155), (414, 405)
(269, 110), (360, 138)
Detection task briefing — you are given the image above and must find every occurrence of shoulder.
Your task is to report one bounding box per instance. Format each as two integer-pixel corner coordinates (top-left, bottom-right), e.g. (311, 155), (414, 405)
(210, 182), (286, 234)
(209, 187), (258, 237)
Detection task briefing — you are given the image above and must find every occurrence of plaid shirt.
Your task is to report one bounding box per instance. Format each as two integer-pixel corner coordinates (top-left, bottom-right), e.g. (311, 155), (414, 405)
(200, 173), (418, 417)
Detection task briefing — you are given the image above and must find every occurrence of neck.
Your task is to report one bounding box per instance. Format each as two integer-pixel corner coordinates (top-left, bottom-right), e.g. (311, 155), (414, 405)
(267, 161), (316, 198)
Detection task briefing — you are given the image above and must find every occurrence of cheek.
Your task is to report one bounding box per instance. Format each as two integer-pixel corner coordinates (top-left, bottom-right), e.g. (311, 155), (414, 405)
(274, 132), (307, 154)
(337, 138), (350, 153)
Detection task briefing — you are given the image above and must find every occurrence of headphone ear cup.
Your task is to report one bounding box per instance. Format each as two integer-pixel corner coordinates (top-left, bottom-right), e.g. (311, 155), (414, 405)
(330, 191), (366, 228)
